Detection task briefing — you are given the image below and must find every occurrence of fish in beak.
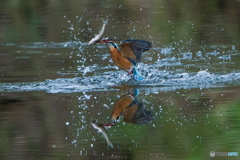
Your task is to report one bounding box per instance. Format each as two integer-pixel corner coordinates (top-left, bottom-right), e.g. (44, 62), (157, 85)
(91, 120), (119, 149)
(88, 18), (108, 46)
(98, 39), (110, 43)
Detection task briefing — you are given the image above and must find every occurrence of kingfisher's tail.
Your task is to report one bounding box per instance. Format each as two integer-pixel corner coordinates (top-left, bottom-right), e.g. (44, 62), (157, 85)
(132, 67), (143, 81)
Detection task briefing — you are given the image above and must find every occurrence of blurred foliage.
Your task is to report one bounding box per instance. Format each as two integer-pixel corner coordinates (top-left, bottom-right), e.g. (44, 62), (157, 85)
(0, 0), (239, 45)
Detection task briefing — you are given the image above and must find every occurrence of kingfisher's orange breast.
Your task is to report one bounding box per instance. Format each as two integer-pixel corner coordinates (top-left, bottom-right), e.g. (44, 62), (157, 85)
(109, 48), (133, 72)
(111, 94), (134, 120)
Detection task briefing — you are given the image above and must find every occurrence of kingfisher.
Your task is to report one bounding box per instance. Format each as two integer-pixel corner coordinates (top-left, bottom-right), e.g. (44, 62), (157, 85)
(99, 38), (152, 81)
(111, 89), (153, 124)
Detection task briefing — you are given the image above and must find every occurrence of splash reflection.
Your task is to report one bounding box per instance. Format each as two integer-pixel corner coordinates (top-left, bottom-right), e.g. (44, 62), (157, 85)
(91, 89), (153, 148)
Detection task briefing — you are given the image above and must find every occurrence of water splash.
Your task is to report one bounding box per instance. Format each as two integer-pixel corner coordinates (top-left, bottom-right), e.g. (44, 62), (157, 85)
(0, 69), (239, 93)
(1, 42), (240, 93)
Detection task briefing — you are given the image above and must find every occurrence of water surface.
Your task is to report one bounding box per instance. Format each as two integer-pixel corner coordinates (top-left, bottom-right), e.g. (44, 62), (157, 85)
(0, 0), (240, 160)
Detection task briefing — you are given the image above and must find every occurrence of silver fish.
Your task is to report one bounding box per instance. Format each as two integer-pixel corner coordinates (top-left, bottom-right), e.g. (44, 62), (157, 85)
(91, 121), (113, 149)
(88, 18), (108, 46)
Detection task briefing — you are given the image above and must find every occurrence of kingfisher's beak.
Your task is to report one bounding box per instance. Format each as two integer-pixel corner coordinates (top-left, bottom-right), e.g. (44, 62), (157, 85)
(99, 40), (109, 43)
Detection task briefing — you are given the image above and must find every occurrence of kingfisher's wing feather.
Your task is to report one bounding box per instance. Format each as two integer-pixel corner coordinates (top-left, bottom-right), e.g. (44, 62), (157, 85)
(120, 41), (137, 61)
(124, 100), (153, 125)
(120, 39), (152, 63)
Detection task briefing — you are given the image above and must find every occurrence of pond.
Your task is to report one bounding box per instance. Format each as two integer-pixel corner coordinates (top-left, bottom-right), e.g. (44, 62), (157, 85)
(0, 0), (240, 159)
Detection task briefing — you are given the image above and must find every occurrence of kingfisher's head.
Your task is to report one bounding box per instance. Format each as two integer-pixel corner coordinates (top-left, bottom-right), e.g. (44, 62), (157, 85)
(99, 38), (119, 51)
(111, 113), (122, 123)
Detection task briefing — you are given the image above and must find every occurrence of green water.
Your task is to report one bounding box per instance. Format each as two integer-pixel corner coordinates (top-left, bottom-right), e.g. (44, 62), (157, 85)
(0, 0), (240, 160)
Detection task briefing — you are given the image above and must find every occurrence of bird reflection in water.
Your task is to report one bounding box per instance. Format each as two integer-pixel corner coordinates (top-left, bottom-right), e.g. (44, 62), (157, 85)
(91, 89), (153, 148)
